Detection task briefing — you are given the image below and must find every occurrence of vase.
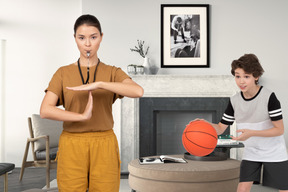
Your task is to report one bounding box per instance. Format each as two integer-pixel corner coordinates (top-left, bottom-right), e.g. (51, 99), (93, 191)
(149, 66), (159, 75)
(143, 57), (150, 75)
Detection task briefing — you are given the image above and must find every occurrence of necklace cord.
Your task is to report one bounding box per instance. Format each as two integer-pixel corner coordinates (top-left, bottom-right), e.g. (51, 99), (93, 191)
(77, 58), (100, 85)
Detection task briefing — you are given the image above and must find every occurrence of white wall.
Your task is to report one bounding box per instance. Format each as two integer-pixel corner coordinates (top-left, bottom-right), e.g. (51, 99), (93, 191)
(0, 40), (6, 161)
(0, 0), (82, 165)
(82, 0), (288, 150)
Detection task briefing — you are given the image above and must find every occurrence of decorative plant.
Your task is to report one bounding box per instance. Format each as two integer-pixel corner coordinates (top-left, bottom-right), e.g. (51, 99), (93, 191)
(130, 40), (149, 58)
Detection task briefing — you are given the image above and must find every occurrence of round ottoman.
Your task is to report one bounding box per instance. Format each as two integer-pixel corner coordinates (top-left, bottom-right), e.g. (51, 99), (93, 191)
(128, 155), (240, 192)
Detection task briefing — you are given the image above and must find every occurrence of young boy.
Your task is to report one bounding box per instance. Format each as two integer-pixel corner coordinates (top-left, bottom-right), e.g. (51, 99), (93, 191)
(208, 54), (288, 192)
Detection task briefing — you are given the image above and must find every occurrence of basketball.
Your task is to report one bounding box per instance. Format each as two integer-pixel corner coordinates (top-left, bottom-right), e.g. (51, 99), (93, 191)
(182, 120), (218, 157)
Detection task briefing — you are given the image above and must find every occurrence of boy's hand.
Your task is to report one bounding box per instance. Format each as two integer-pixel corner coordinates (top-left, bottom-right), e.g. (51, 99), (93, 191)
(187, 118), (207, 125)
(232, 129), (252, 141)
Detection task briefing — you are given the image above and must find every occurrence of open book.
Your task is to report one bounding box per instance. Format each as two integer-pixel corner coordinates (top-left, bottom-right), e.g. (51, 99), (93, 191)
(217, 135), (240, 146)
(139, 155), (187, 165)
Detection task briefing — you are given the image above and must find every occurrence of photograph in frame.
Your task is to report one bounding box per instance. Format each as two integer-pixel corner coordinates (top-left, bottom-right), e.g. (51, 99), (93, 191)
(161, 4), (210, 68)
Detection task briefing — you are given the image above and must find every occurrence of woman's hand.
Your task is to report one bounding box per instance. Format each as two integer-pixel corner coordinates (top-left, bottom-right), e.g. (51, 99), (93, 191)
(81, 91), (93, 120)
(66, 82), (101, 91)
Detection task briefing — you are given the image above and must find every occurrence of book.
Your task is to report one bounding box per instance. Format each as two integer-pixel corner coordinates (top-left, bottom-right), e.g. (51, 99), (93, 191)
(138, 155), (187, 165)
(217, 135), (240, 146)
(160, 155), (187, 163)
(217, 139), (239, 145)
(138, 157), (163, 164)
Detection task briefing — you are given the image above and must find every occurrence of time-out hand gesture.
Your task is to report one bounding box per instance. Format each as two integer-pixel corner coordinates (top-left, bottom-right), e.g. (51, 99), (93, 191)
(81, 91), (93, 121)
(67, 82), (101, 91)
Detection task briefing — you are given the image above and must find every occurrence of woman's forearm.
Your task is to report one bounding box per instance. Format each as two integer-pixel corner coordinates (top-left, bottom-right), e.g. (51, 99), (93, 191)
(97, 80), (144, 98)
(67, 79), (144, 98)
(40, 91), (93, 122)
(40, 105), (84, 121)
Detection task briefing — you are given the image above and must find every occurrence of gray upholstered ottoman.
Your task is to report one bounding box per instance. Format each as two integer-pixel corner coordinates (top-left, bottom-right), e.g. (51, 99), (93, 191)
(0, 163), (15, 192)
(128, 155), (240, 192)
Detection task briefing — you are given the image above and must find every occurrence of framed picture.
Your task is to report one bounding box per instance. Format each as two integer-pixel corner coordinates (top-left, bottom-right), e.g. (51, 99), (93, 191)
(161, 4), (210, 68)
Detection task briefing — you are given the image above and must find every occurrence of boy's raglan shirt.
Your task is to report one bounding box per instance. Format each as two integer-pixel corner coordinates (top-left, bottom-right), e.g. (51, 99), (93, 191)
(221, 86), (287, 162)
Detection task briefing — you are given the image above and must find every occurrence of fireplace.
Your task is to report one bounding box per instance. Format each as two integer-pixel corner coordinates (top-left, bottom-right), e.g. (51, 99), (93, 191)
(139, 97), (230, 157)
(120, 75), (240, 173)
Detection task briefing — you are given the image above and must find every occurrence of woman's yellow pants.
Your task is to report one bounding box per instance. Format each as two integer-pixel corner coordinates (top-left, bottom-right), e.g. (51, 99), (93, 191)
(56, 130), (121, 192)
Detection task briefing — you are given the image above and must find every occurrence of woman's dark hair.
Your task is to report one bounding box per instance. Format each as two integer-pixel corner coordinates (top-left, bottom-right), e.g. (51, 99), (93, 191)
(231, 54), (264, 84)
(74, 14), (102, 35)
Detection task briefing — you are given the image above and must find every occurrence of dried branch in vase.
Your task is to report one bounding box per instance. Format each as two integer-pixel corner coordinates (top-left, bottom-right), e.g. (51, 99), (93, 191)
(130, 40), (150, 58)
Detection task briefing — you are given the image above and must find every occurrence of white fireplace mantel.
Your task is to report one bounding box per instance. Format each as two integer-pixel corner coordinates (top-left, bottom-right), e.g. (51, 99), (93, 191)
(120, 75), (240, 172)
(130, 75), (238, 97)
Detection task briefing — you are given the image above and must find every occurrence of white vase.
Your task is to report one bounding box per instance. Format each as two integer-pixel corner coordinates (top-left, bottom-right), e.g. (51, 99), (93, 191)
(143, 57), (150, 74)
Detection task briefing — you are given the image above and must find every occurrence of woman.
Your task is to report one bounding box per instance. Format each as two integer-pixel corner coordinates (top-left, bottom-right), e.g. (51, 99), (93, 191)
(40, 14), (144, 191)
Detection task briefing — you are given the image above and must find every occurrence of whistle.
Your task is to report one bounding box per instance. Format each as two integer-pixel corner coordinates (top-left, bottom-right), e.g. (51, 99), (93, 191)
(87, 52), (90, 57)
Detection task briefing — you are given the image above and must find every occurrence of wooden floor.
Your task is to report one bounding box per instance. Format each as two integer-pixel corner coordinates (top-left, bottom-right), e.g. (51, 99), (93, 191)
(0, 167), (57, 192)
(1, 167), (277, 192)
(0, 168), (130, 192)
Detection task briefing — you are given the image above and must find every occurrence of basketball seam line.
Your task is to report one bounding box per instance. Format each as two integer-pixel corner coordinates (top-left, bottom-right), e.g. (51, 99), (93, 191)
(184, 133), (216, 150)
(184, 130), (218, 139)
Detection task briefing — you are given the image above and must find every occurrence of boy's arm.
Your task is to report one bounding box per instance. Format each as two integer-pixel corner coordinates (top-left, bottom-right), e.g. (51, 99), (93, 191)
(232, 119), (284, 141)
(211, 122), (229, 135)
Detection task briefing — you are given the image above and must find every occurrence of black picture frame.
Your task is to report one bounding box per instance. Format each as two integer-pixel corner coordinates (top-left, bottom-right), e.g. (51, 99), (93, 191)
(161, 4), (210, 68)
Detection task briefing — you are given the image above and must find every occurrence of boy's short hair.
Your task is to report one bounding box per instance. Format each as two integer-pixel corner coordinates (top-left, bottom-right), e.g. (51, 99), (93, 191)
(231, 54), (264, 81)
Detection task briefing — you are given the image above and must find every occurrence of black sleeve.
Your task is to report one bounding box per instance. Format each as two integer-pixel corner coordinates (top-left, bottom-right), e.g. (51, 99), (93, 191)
(220, 99), (235, 125)
(268, 93), (283, 121)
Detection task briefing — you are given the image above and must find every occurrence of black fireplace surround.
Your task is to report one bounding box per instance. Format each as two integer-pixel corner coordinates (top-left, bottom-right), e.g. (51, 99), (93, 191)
(139, 97), (230, 157)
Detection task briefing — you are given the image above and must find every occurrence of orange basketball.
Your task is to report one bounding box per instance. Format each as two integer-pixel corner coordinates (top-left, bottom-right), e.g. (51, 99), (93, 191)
(182, 120), (218, 157)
